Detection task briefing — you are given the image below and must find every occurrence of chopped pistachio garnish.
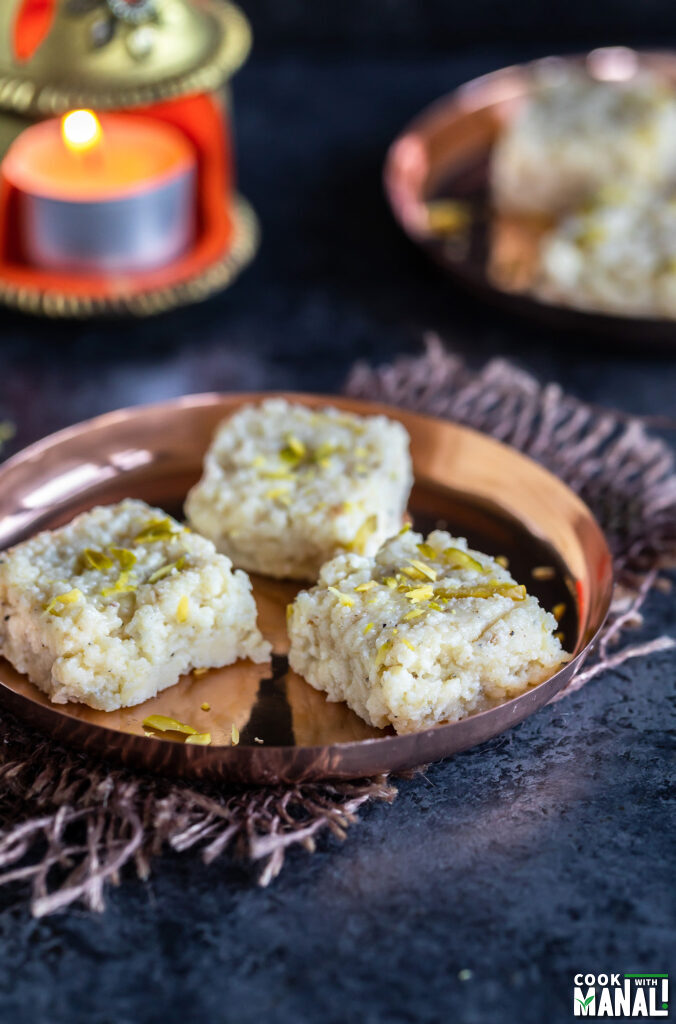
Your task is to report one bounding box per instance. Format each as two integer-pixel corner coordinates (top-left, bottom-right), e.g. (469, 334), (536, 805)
(552, 602), (566, 622)
(405, 585), (435, 602)
(142, 714), (197, 735)
(44, 588), (83, 615)
(401, 638), (416, 652)
(375, 640), (392, 668)
(532, 565), (556, 580)
(134, 517), (180, 544)
(0, 421), (15, 448)
(82, 548), (113, 571)
(382, 576), (397, 589)
(265, 486), (291, 501)
(261, 468), (295, 481)
(425, 198), (471, 236)
(185, 732), (212, 746)
(349, 514), (378, 555)
(285, 434), (306, 458)
(398, 523), (411, 535)
(110, 547), (137, 570)
(437, 581), (526, 601)
(495, 555), (510, 569)
(428, 601), (443, 611)
(328, 586), (355, 608)
(416, 543), (437, 560)
(363, 622), (374, 635)
(200, 702), (211, 711)
(147, 556), (186, 585)
(355, 580), (377, 592)
(443, 547), (485, 573)
(407, 559), (437, 581)
(286, 603), (294, 623)
(231, 723), (240, 745)
(101, 571), (136, 597)
(314, 441), (337, 463)
(403, 608), (424, 621)
(176, 595), (189, 622)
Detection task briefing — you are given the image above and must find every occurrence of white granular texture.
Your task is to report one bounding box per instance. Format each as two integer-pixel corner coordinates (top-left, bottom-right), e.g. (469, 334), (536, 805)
(288, 529), (568, 734)
(0, 499), (270, 711)
(185, 399), (413, 580)
(491, 69), (676, 216)
(535, 184), (676, 317)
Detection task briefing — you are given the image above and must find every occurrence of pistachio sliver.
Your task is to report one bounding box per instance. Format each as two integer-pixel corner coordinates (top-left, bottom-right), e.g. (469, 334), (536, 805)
(110, 546), (137, 570)
(442, 547), (486, 573)
(349, 514), (378, 555)
(134, 517), (179, 544)
(143, 714), (197, 735)
(147, 556), (186, 585)
(82, 548), (113, 571)
(44, 589), (83, 615)
(185, 732), (212, 746)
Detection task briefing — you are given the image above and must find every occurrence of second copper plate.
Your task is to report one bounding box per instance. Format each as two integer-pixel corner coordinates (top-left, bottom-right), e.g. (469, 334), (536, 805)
(0, 394), (612, 783)
(384, 47), (676, 347)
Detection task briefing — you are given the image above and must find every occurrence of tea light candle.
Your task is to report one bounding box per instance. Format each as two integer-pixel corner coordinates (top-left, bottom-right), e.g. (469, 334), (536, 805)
(1, 110), (197, 274)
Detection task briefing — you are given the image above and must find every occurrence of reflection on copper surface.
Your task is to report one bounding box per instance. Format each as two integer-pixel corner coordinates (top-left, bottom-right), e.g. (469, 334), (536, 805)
(286, 670), (386, 746)
(109, 448), (153, 472)
(22, 463), (116, 509)
(488, 213), (553, 294)
(0, 393), (612, 782)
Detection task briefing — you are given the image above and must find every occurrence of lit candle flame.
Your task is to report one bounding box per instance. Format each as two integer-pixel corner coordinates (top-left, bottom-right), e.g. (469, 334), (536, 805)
(61, 109), (102, 154)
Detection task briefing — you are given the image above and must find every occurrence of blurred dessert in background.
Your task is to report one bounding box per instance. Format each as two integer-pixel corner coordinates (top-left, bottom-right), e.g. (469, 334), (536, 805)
(535, 183), (676, 317)
(491, 69), (676, 216)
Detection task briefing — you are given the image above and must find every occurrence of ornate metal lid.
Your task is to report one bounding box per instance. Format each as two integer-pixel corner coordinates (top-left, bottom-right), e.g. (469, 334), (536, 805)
(0, 0), (251, 115)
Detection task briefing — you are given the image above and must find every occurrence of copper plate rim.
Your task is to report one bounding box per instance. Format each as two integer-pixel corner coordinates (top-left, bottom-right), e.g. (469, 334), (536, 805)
(384, 47), (676, 344)
(0, 195), (259, 319)
(0, 393), (614, 783)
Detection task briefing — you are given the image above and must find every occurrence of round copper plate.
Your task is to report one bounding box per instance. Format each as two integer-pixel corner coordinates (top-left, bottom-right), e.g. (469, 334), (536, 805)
(384, 47), (676, 347)
(0, 394), (612, 783)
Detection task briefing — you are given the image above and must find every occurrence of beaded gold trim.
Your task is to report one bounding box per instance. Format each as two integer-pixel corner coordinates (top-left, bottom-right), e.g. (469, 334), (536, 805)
(0, 195), (259, 318)
(0, 2), (251, 116)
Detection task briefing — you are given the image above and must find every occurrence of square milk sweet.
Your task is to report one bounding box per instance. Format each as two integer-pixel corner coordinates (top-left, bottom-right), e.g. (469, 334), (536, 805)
(0, 499), (270, 711)
(185, 399), (413, 580)
(491, 69), (676, 216)
(288, 528), (568, 734)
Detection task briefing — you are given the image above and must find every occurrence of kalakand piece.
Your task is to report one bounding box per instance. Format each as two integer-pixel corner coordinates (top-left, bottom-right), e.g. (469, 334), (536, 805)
(491, 69), (676, 216)
(535, 183), (676, 317)
(287, 528), (568, 734)
(185, 399), (413, 580)
(0, 499), (270, 711)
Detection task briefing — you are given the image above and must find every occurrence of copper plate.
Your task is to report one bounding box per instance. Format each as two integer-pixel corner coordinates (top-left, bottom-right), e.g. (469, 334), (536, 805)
(0, 394), (613, 783)
(384, 47), (676, 347)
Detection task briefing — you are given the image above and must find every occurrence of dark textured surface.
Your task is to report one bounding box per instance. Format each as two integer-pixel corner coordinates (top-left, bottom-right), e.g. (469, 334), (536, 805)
(0, 21), (674, 1024)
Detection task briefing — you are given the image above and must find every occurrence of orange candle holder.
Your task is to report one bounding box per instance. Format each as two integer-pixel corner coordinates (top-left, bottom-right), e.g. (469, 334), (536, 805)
(0, 0), (258, 316)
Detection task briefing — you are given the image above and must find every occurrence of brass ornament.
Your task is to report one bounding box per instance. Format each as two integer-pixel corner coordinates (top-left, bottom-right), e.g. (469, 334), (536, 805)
(0, 0), (251, 115)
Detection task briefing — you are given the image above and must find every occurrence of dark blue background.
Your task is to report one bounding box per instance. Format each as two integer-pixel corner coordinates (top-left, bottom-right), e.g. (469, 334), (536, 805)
(0, 4), (674, 1022)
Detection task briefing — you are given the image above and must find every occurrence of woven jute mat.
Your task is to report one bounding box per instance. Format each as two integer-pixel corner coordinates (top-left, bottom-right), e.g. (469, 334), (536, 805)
(1, 338), (674, 916)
